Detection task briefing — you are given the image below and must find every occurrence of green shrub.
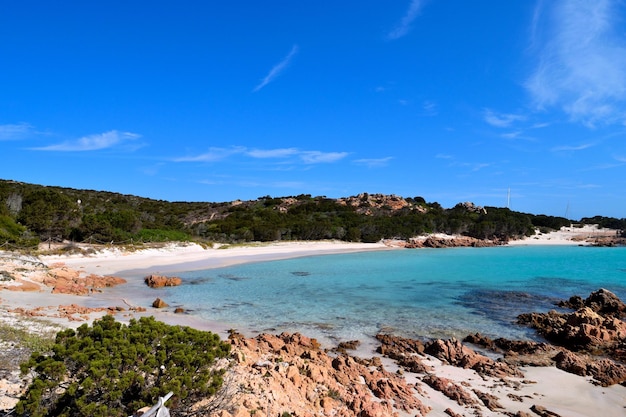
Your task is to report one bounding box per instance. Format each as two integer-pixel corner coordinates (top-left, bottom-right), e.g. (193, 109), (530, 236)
(0, 214), (39, 247)
(17, 315), (230, 417)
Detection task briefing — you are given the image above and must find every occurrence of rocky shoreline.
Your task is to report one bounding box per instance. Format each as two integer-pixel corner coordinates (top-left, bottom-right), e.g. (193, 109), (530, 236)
(216, 288), (626, 417)
(2, 242), (626, 415)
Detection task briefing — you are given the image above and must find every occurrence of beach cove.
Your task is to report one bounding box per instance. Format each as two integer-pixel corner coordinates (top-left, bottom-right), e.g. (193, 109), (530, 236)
(2, 227), (626, 416)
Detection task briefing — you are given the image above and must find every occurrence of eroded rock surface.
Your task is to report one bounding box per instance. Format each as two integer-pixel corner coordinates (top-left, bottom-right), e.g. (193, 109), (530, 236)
(226, 331), (431, 417)
(518, 306), (626, 354)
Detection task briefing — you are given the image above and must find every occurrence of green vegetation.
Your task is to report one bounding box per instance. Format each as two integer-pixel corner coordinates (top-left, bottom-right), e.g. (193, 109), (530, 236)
(17, 315), (231, 417)
(580, 215), (626, 231)
(1, 179), (624, 247)
(0, 214), (39, 247)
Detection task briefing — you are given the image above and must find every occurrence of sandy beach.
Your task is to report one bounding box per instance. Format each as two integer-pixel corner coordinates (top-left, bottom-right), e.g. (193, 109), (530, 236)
(1, 240), (392, 335)
(44, 240), (392, 276)
(507, 224), (620, 246)
(0, 227), (609, 334)
(2, 230), (626, 416)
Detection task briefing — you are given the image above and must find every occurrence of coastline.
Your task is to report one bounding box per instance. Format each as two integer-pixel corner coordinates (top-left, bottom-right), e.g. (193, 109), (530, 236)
(0, 226), (617, 338)
(1, 240), (393, 337)
(45, 240), (392, 276)
(2, 231), (626, 415)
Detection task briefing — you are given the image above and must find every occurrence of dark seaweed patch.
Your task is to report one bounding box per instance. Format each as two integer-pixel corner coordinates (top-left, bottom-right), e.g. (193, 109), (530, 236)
(188, 277), (213, 285)
(218, 274), (248, 281)
(456, 289), (564, 325)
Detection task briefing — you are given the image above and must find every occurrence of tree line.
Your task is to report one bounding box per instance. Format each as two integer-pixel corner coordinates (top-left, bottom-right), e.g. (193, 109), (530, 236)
(1, 179), (623, 248)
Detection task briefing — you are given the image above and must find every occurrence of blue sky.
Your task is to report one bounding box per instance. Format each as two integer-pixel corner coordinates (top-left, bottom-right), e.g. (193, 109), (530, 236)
(2, 1), (626, 219)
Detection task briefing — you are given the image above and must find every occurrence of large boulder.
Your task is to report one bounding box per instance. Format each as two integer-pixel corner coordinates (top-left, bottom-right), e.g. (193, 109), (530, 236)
(144, 274), (182, 288)
(553, 350), (626, 386)
(518, 306), (626, 352)
(152, 298), (169, 308)
(558, 288), (626, 319)
(424, 338), (523, 378)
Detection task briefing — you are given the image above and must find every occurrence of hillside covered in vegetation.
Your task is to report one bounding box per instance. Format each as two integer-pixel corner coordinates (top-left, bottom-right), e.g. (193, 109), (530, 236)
(0, 179), (623, 248)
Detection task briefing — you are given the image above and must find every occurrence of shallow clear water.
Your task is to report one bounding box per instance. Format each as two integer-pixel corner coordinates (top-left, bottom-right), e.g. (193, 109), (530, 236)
(151, 246), (626, 345)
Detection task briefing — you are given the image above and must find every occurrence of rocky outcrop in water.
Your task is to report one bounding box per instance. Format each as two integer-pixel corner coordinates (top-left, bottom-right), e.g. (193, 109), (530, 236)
(453, 289), (626, 386)
(152, 298), (169, 308)
(144, 274), (182, 288)
(556, 288), (626, 319)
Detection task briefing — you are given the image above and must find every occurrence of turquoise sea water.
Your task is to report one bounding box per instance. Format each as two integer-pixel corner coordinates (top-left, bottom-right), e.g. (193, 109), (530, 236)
(149, 246), (626, 345)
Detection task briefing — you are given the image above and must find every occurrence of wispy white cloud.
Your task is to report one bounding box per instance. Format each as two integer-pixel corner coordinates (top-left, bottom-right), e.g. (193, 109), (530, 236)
(30, 130), (140, 151)
(463, 162), (492, 172)
(300, 151), (349, 164)
(388, 0), (425, 40)
(246, 148), (299, 158)
(551, 142), (595, 152)
(250, 148), (348, 164)
(175, 146), (348, 165)
(253, 45), (299, 92)
(353, 157), (393, 168)
(173, 146), (246, 162)
(0, 123), (33, 140)
(500, 131), (523, 139)
(526, 0), (626, 126)
(421, 100), (438, 116)
(483, 109), (527, 128)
